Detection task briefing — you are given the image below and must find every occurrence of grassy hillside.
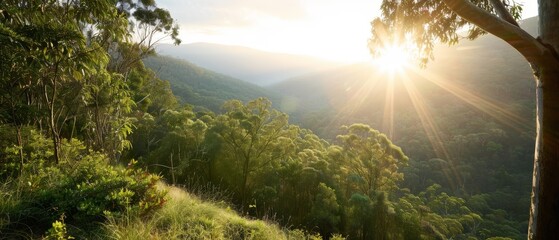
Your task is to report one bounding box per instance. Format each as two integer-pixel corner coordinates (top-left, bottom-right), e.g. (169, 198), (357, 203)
(143, 56), (280, 112)
(105, 184), (326, 240)
(0, 160), (325, 240)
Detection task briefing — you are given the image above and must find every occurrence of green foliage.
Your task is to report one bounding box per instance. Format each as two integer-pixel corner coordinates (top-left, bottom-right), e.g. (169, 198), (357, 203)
(81, 67), (135, 158)
(0, 0), (181, 164)
(147, 108), (209, 184)
(396, 184), (483, 239)
(308, 183), (341, 237)
(208, 98), (299, 207)
(0, 140), (166, 237)
(123, 97), (494, 239)
(0, 127), (53, 178)
(336, 123), (408, 193)
(45, 215), (75, 240)
(127, 61), (178, 114)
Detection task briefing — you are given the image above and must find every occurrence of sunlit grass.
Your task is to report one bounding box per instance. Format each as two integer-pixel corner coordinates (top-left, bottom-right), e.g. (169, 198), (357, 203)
(103, 184), (325, 240)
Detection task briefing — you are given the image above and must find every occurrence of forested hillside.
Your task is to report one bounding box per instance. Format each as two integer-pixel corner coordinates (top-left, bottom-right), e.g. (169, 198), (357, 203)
(269, 17), (538, 239)
(143, 56), (280, 112)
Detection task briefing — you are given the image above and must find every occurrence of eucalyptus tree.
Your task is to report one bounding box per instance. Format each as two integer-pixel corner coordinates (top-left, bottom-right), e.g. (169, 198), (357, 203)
(397, 184), (483, 239)
(369, 0), (559, 238)
(336, 124), (408, 195)
(145, 109), (209, 184)
(0, 0), (180, 163)
(1, 0), (128, 163)
(209, 98), (300, 207)
(334, 124), (408, 239)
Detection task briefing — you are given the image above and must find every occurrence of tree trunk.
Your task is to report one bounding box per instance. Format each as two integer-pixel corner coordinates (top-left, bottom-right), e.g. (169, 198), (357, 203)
(49, 102), (60, 164)
(241, 156), (250, 208)
(528, 1), (559, 238)
(44, 81), (60, 164)
(16, 126), (24, 175)
(529, 66), (559, 239)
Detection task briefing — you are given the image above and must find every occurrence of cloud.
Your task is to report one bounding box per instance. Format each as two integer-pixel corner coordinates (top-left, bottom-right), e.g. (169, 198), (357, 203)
(157, 0), (307, 28)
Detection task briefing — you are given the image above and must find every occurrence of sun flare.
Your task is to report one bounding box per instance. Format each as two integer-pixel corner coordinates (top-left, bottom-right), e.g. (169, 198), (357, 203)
(373, 45), (411, 73)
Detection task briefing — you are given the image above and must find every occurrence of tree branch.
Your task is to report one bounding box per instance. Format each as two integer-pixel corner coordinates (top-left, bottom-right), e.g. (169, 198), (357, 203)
(442, 0), (559, 70)
(488, 0), (519, 26)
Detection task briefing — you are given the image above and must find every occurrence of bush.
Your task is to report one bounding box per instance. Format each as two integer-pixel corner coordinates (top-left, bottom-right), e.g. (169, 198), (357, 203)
(0, 140), (166, 237)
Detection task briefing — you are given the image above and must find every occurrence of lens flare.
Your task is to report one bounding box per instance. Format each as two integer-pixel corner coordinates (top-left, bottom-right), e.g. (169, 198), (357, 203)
(373, 45), (410, 73)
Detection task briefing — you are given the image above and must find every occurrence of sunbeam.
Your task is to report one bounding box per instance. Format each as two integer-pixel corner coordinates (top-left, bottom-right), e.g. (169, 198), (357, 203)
(401, 76), (463, 190)
(408, 67), (532, 134)
(382, 74), (395, 139)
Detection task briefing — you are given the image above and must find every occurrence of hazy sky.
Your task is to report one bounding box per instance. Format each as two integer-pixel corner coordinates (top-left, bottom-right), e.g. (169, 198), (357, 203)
(156, 0), (538, 63)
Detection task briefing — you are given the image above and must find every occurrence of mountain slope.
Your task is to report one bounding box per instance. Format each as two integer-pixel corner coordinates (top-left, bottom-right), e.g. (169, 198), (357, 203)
(269, 17), (537, 134)
(143, 56), (279, 112)
(267, 17), (538, 235)
(156, 43), (340, 86)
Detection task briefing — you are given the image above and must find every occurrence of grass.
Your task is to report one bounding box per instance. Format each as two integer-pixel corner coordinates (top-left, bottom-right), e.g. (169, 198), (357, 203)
(103, 183), (328, 240)
(1, 178), (339, 239)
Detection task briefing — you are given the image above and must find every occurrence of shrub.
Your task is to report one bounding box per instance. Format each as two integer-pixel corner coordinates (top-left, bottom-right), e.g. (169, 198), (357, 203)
(0, 139), (166, 237)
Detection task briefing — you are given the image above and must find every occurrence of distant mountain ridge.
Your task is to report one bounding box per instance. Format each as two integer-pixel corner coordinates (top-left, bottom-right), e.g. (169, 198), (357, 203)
(156, 42), (340, 86)
(269, 16), (538, 127)
(143, 55), (280, 112)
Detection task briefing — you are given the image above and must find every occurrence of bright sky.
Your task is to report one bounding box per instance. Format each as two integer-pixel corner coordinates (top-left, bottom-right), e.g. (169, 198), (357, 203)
(157, 0), (538, 63)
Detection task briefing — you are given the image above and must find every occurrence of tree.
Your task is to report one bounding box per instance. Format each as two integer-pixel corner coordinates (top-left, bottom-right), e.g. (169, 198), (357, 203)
(308, 183), (341, 238)
(1, 0), (129, 163)
(336, 124), (408, 194)
(0, 0), (180, 164)
(145, 109), (209, 184)
(397, 184), (483, 239)
(209, 98), (299, 207)
(369, 0), (559, 238)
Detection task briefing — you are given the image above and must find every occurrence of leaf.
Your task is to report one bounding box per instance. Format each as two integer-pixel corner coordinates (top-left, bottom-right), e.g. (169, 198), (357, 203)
(72, 70), (83, 80)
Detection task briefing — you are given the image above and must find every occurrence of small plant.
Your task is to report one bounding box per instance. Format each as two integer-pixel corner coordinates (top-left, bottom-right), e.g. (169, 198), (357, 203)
(44, 215), (74, 240)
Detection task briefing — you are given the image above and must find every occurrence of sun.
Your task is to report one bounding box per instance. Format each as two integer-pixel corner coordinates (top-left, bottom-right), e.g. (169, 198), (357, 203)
(372, 44), (411, 73)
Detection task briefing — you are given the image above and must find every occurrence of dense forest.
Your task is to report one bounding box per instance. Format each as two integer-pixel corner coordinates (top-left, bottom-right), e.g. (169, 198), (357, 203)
(1, 1), (534, 240)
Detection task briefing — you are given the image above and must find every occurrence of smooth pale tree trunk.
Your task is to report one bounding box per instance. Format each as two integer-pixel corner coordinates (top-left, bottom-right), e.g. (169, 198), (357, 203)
(528, 1), (559, 238)
(530, 63), (559, 239)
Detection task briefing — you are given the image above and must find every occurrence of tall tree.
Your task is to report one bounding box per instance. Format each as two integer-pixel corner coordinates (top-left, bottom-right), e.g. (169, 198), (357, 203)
(1, 0), (127, 163)
(336, 124), (408, 195)
(209, 98), (299, 207)
(369, 0), (559, 238)
(0, 0), (180, 163)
